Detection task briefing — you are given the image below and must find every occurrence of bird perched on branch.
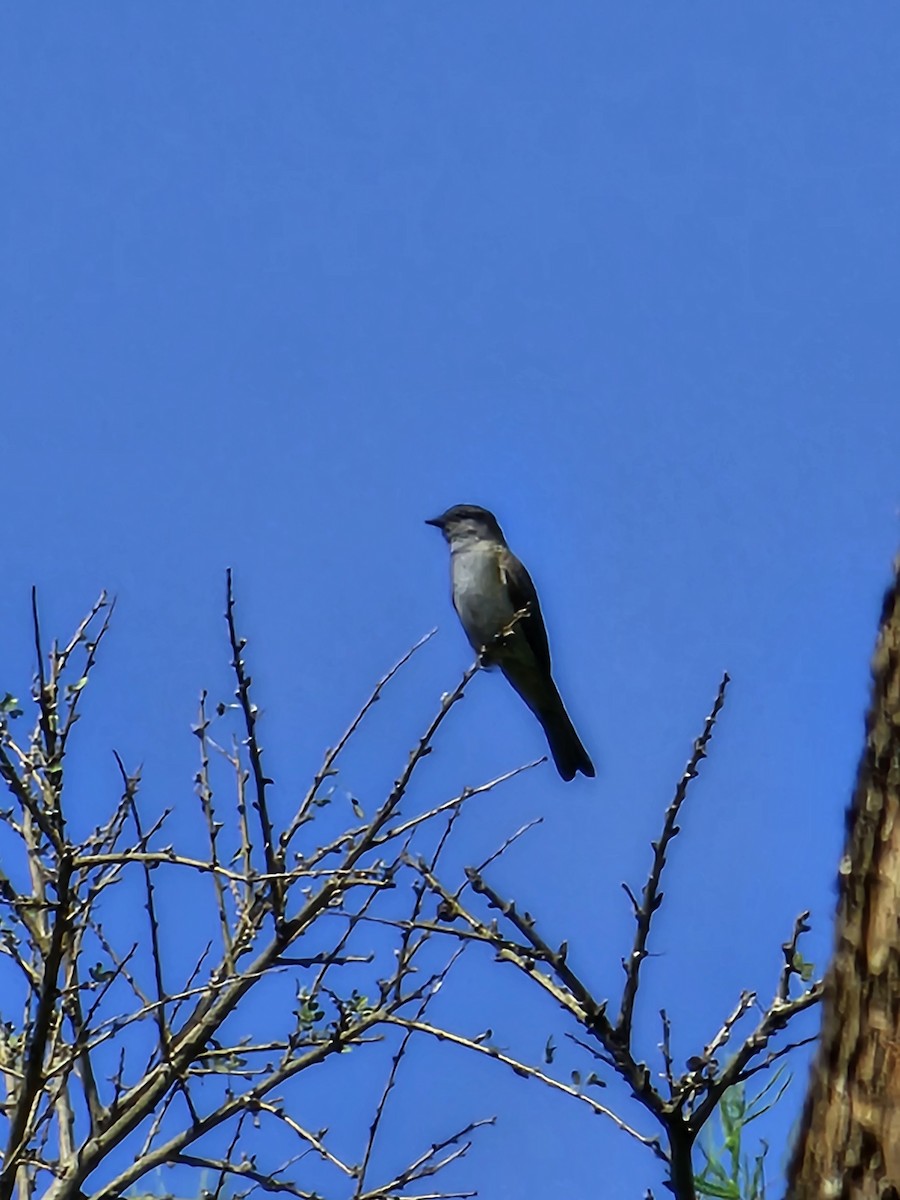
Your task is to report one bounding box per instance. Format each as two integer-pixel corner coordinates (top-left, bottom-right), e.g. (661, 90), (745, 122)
(426, 504), (595, 781)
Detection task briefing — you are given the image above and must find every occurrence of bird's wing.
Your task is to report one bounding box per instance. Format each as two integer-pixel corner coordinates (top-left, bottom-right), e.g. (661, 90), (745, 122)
(499, 550), (552, 675)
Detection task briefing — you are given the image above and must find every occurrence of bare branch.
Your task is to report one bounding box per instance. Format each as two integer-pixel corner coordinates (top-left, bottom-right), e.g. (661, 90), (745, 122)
(0, 855), (73, 1199)
(659, 1010), (674, 1097)
(375, 758), (542, 846)
(280, 629), (437, 856)
(192, 691), (235, 961)
(225, 569), (282, 927)
(359, 1117), (495, 1200)
(390, 1016), (666, 1162)
(616, 673), (730, 1043)
(59, 593), (114, 751)
(114, 753), (168, 1062)
(778, 910), (812, 1004)
(687, 980), (823, 1135)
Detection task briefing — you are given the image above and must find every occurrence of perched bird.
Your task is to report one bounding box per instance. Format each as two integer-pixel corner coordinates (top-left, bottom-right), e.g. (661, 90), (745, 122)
(426, 504), (595, 780)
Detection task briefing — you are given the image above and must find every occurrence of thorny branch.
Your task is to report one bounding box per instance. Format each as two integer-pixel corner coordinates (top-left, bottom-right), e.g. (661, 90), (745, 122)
(617, 673), (730, 1042)
(0, 588), (518, 1200)
(409, 675), (823, 1199)
(0, 589), (826, 1200)
(225, 569), (282, 928)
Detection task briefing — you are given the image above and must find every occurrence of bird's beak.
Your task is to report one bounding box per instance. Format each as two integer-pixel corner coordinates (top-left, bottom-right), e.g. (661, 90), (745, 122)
(424, 516), (444, 528)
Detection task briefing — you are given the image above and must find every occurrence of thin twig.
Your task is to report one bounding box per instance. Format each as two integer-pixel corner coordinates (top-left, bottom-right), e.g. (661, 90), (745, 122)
(225, 570), (282, 927)
(280, 630), (438, 856)
(374, 759), (541, 846)
(59, 594), (114, 750)
(360, 1117), (495, 1200)
(194, 690), (234, 972)
(778, 911), (812, 1003)
(687, 981), (823, 1134)
(659, 1010), (674, 1097)
(389, 1016), (666, 1162)
(616, 673), (730, 1043)
(114, 753), (168, 1061)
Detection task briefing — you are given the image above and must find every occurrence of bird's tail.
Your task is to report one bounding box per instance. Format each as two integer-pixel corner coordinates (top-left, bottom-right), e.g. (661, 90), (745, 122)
(502, 662), (595, 781)
(538, 701), (595, 781)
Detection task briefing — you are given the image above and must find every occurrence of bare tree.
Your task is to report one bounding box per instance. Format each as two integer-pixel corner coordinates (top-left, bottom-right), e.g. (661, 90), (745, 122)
(0, 575), (830, 1200)
(787, 556), (900, 1197)
(0, 576), (530, 1200)
(400, 673), (823, 1199)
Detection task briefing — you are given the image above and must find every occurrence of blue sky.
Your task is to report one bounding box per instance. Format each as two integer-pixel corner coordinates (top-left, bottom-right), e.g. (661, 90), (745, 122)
(1, 5), (899, 1197)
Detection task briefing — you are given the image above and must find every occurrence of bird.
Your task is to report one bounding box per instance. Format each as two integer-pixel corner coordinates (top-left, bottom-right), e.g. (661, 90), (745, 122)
(425, 504), (595, 780)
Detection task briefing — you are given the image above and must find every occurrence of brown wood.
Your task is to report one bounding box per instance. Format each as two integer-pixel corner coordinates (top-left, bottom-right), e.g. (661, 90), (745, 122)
(787, 558), (900, 1199)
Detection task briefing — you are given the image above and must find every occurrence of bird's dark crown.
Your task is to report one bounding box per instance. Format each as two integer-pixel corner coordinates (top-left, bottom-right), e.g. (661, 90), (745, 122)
(425, 504), (505, 540)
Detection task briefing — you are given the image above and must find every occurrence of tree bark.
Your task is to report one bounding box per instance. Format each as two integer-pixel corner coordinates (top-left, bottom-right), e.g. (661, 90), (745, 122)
(787, 557), (900, 1199)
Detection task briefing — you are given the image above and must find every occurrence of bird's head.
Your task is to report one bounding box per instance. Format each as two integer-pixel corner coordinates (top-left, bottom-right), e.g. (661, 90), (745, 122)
(425, 504), (506, 546)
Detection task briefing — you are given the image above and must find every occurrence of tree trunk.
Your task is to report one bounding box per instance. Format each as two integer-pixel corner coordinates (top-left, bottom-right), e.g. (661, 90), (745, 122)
(787, 557), (900, 1198)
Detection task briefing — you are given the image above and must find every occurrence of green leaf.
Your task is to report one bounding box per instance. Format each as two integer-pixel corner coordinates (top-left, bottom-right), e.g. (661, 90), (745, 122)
(793, 952), (816, 982)
(695, 1179), (740, 1199)
(695, 1079), (782, 1200)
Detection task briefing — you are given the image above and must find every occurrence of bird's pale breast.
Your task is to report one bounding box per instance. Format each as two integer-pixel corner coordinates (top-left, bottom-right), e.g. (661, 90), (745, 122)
(450, 542), (515, 650)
